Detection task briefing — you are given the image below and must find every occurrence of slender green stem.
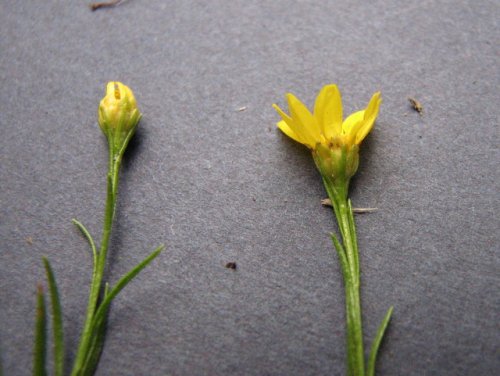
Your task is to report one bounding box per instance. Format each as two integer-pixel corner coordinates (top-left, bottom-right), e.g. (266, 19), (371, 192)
(340, 202), (365, 376)
(344, 274), (364, 376)
(325, 182), (365, 376)
(326, 182), (393, 376)
(71, 147), (122, 375)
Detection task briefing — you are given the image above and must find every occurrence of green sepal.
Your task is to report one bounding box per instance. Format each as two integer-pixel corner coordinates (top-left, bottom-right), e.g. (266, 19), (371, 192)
(114, 118), (139, 158)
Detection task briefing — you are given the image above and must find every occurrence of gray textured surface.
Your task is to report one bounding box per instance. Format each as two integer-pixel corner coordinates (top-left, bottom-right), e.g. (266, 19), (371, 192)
(0, 1), (499, 375)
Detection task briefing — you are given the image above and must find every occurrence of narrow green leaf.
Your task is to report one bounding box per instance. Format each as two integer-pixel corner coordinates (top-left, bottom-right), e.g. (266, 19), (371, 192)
(92, 246), (163, 333)
(33, 285), (47, 376)
(42, 258), (65, 376)
(330, 233), (350, 282)
(80, 312), (108, 376)
(75, 247), (162, 375)
(347, 199), (360, 278)
(0, 344), (4, 376)
(79, 282), (111, 375)
(72, 219), (97, 268)
(367, 306), (394, 376)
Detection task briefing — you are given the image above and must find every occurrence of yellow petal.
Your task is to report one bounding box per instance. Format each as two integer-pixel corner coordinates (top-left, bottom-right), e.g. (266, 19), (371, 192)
(106, 81), (116, 97)
(342, 110), (365, 146)
(272, 103), (308, 146)
(120, 83), (137, 107)
(342, 110), (365, 134)
(286, 93), (321, 147)
(276, 120), (302, 144)
(314, 84), (343, 139)
(355, 92), (382, 145)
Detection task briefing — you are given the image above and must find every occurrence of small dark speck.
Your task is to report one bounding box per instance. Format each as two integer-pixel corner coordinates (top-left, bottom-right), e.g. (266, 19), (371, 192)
(408, 97), (423, 115)
(418, 135), (422, 139)
(225, 262), (237, 270)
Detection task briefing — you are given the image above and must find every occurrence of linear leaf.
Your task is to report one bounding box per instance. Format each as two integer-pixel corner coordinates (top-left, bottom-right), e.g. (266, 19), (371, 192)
(92, 246), (163, 334)
(367, 306), (394, 376)
(346, 199), (359, 277)
(42, 258), (65, 376)
(72, 219), (97, 273)
(33, 285), (47, 376)
(330, 233), (349, 282)
(80, 311), (108, 376)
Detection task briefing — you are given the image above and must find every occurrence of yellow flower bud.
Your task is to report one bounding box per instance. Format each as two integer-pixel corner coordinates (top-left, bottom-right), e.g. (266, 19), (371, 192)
(98, 82), (141, 150)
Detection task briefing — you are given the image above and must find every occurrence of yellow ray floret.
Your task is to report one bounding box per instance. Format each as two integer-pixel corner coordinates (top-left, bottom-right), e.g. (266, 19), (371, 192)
(273, 85), (382, 150)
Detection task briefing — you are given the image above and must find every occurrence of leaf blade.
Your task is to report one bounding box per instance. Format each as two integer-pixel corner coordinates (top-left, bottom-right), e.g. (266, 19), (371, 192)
(367, 306), (394, 376)
(72, 219), (97, 273)
(33, 285), (47, 376)
(330, 233), (350, 282)
(92, 246), (163, 337)
(43, 258), (65, 376)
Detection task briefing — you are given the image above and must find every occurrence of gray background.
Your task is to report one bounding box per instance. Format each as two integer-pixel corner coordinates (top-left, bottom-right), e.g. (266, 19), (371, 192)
(0, 1), (498, 375)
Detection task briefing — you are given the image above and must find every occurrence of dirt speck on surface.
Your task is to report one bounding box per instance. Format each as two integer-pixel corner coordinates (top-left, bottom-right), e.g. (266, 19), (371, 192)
(90, 0), (125, 11)
(408, 97), (423, 115)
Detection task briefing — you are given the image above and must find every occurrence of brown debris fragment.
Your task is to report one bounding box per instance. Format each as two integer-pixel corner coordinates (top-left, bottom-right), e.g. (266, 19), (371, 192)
(408, 97), (423, 115)
(321, 198), (332, 207)
(90, 0), (124, 11)
(352, 207), (378, 214)
(225, 262), (237, 270)
(321, 199), (377, 213)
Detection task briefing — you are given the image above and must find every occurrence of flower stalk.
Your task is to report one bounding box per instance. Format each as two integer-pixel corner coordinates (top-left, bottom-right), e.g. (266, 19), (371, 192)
(274, 84), (392, 375)
(33, 82), (163, 376)
(70, 143), (123, 375)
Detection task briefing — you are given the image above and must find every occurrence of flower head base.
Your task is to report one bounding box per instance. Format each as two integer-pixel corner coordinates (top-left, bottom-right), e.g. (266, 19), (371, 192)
(273, 84), (381, 192)
(98, 82), (141, 153)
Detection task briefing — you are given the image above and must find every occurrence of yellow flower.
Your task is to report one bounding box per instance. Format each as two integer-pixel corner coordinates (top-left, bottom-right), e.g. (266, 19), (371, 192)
(273, 85), (382, 188)
(98, 82), (141, 140)
(272, 84), (381, 150)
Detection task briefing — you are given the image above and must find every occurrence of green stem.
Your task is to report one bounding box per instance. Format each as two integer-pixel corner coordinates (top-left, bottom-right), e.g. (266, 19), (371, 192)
(325, 182), (365, 376)
(71, 146), (122, 376)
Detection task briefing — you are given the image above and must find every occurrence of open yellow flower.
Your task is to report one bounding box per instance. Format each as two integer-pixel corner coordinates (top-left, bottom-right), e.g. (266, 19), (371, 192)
(272, 84), (381, 150)
(273, 85), (382, 189)
(272, 86), (392, 375)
